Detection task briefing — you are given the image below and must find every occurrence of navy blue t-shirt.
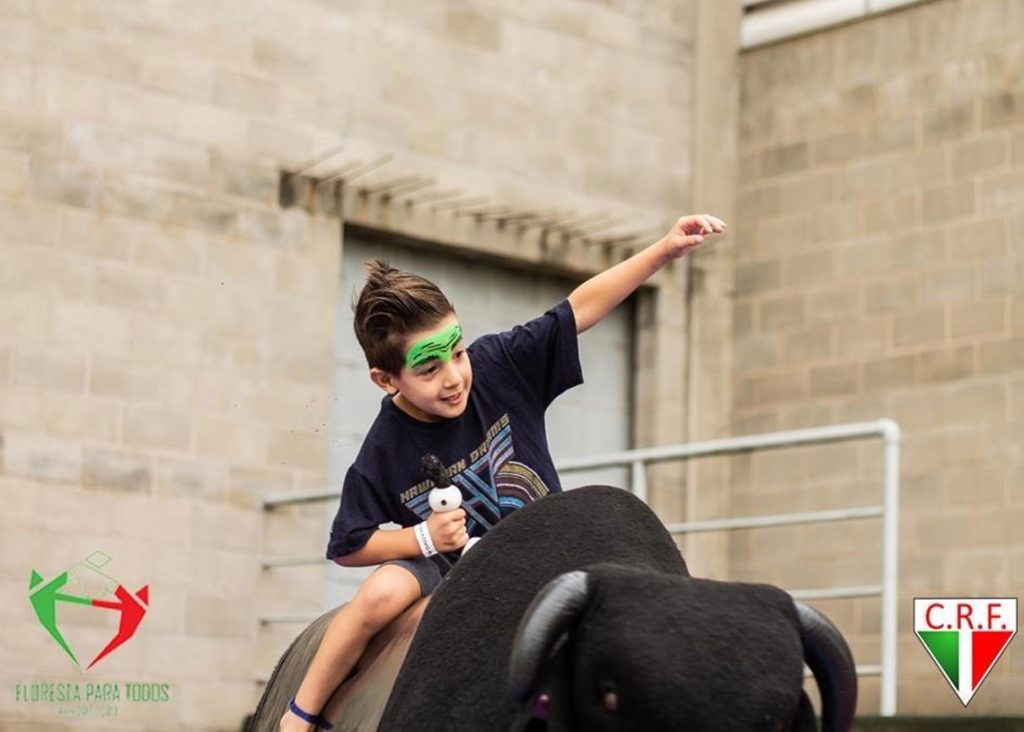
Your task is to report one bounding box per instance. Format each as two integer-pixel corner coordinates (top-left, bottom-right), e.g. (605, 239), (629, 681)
(326, 299), (583, 560)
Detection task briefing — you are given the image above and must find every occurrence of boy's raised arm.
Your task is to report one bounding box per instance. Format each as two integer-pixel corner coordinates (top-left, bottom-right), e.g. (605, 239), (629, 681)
(567, 214), (726, 334)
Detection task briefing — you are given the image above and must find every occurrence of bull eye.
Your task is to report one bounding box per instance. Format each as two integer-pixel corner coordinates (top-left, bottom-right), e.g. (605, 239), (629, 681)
(598, 683), (618, 714)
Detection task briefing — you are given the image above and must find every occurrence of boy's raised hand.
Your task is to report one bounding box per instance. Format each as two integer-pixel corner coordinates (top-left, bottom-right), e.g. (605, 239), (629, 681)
(427, 508), (468, 552)
(661, 214), (727, 259)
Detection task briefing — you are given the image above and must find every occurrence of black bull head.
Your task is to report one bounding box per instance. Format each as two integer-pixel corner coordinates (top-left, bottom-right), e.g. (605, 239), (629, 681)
(508, 567), (856, 731)
(249, 486), (856, 731)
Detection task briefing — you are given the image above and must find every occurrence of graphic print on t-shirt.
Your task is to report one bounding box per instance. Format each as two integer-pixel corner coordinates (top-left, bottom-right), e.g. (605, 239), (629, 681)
(400, 413), (549, 535)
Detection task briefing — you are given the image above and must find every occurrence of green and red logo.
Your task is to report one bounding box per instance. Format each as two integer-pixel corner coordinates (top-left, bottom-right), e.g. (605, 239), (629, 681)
(28, 551), (149, 670)
(914, 598), (1017, 706)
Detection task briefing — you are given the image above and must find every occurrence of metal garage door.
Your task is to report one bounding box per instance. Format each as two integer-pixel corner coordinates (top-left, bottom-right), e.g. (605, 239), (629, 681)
(325, 231), (634, 605)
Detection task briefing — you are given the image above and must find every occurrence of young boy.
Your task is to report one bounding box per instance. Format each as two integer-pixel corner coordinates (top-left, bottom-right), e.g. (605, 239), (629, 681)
(280, 214), (726, 731)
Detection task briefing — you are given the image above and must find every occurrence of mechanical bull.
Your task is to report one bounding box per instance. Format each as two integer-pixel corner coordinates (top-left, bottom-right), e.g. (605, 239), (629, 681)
(250, 486), (856, 731)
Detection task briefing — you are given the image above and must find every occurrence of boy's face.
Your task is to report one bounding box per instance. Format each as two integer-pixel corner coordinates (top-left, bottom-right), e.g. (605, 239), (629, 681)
(370, 313), (473, 422)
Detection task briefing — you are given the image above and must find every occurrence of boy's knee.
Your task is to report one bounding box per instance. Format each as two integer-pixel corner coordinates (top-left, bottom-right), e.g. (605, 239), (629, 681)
(352, 568), (418, 630)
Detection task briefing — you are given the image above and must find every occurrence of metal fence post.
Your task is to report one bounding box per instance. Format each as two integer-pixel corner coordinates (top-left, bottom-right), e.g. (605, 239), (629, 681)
(631, 460), (648, 504)
(879, 418), (901, 717)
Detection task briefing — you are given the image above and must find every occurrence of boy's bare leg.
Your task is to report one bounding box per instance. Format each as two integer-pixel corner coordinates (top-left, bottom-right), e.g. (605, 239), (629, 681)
(279, 565), (421, 731)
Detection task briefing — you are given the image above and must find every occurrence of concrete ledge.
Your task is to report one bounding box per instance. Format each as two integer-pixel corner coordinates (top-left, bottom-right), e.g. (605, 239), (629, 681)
(854, 718), (1024, 731)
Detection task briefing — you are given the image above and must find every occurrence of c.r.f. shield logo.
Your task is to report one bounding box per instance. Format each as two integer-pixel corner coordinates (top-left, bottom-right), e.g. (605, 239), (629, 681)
(914, 598), (1017, 706)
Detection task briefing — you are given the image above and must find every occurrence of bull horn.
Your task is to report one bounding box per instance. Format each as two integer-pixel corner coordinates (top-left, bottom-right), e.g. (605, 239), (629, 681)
(508, 571), (592, 703)
(795, 601), (858, 732)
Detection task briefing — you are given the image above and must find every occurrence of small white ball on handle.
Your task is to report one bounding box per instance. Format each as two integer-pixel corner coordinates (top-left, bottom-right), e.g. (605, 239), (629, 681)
(422, 454), (479, 554)
(428, 485), (462, 513)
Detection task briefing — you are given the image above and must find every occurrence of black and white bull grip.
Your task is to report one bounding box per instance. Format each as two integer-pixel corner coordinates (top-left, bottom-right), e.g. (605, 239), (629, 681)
(421, 454), (479, 555)
(428, 483), (479, 554)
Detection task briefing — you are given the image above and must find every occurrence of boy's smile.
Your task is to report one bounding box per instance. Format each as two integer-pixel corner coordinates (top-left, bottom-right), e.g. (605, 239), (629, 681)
(371, 313), (473, 423)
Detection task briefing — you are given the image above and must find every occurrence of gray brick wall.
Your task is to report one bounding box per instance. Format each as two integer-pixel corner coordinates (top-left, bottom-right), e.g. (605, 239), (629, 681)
(737, 0), (1024, 715)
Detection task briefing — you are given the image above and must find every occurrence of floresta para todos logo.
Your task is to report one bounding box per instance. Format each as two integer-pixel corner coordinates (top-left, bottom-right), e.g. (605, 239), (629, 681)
(28, 551), (149, 669)
(18, 551), (169, 719)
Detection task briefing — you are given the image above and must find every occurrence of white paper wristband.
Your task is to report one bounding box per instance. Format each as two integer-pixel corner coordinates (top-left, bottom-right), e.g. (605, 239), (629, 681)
(414, 520), (437, 557)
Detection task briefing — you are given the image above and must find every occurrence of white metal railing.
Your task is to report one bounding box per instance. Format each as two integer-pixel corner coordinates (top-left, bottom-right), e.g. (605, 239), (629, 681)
(556, 418), (901, 716)
(261, 418), (901, 716)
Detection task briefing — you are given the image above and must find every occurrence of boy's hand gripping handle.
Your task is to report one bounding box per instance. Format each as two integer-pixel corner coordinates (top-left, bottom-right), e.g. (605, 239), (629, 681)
(422, 455), (479, 554)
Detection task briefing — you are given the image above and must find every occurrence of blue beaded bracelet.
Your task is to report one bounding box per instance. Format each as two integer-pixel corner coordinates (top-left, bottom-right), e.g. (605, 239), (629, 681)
(288, 697), (334, 730)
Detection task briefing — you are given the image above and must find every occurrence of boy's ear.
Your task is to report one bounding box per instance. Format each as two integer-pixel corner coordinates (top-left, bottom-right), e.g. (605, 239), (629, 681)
(369, 367), (400, 395)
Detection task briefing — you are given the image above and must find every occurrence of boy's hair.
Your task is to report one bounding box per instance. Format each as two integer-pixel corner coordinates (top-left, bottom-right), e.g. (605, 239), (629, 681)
(353, 259), (455, 374)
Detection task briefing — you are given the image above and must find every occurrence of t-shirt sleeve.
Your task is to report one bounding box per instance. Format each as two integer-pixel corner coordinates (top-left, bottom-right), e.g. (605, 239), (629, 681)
(491, 299), (583, 408)
(326, 465), (390, 560)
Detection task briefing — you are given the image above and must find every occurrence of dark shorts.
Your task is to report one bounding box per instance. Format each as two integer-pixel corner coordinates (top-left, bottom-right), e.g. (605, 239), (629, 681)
(379, 555), (445, 597)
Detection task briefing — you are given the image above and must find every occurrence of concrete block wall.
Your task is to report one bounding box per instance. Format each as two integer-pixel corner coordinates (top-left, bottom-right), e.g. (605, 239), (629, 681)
(1, 1), (709, 728)
(736, 0), (1024, 715)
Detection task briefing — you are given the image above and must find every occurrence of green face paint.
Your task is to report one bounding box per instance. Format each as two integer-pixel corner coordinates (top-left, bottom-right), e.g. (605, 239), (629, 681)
(405, 322), (463, 371)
